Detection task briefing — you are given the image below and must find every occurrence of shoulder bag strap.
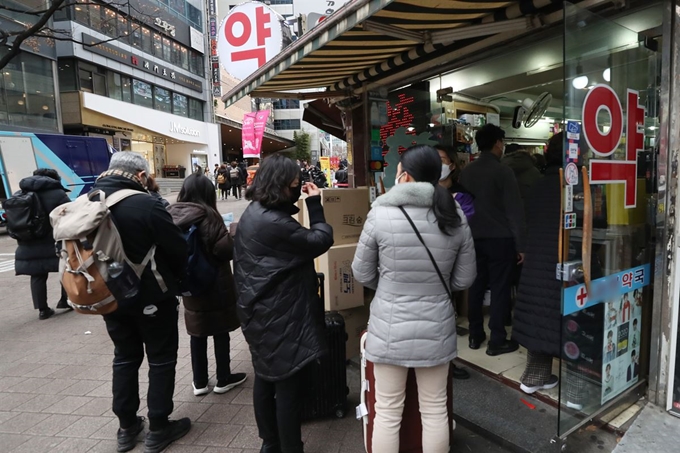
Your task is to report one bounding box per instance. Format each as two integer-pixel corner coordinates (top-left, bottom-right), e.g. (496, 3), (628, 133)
(398, 206), (453, 301)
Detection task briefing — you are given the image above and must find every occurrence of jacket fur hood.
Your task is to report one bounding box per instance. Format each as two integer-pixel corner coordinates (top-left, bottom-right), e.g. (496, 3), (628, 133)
(373, 182), (434, 208)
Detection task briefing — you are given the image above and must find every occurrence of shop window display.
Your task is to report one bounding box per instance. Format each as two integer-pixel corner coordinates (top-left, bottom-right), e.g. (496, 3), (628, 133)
(132, 80), (153, 109)
(154, 87), (172, 113)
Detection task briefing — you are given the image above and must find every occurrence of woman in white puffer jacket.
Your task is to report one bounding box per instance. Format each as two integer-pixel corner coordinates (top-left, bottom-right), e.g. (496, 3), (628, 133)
(352, 145), (477, 453)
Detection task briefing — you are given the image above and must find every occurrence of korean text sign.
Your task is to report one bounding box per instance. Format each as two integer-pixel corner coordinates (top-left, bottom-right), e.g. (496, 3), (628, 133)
(218, 2), (283, 81)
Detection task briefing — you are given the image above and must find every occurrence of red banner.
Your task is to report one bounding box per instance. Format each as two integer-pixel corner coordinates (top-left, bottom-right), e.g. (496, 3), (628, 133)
(242, 112), (257, 158)
(253, 110), (270, 158)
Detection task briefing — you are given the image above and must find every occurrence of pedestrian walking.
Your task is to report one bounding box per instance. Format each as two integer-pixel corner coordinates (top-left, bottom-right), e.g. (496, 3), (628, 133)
(217, 164), (230, 200)
(167, 174), (247, 397)
(228, 161), (243, 199)
(352, 145), (476, 453)
(459, 124), (526, 356)
(233, 154), (334, 453)
(91, 152), (190, 453)
(10, 168), (70, 320)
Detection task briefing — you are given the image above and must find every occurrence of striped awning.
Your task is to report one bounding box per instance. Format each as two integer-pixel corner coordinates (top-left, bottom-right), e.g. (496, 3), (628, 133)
(222, 0), (568, 107)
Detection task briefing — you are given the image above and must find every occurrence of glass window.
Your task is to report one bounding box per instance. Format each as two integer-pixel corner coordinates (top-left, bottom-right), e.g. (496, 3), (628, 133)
(58, 60), (77, 91)
(173, 93), (188, 117)
(93, 73), (106, 96)
(180, 47), (188, 70)
(169, 0), (186, 15)
(131, 24), (142, 49)
(187, 4), (202, 31)
(74, 0), (89, 25)
(102, 8), (117, 37)
(79, 68), (93, 92)
(107, 72), (122, 100)
(189, 98), (203, 121)
(132, 79), (153, 109)
(163, 37), (172, 62)
(274, 119), (301, 130)
(121, 76), (132, 103)
(172, 42), (181, 67)
(273, 99), (300, 109)
(189, 51), (204, 77)
(153, 32), (162, 57)
(141, 27), (152, 55)
(90, 5), (102, 30)
(117, 14), (129, 43)
(154, 87), (171, 113)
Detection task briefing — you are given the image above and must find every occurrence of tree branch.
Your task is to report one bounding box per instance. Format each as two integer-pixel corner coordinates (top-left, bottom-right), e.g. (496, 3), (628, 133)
(0, 1), (130, 17)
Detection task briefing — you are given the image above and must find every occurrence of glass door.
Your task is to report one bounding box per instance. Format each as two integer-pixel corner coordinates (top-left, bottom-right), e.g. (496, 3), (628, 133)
(558, 2), (660, 437)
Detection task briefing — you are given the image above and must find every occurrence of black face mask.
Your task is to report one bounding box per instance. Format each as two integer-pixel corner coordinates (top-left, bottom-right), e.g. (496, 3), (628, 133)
(290, 184), (302, 204)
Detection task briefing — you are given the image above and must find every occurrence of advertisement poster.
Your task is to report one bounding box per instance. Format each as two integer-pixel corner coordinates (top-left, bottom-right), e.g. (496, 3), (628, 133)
(242, 112), (257, 158)
(601, 289), (643, 404)
(319, 156), (332, 186)
(253, 110), (270, 157)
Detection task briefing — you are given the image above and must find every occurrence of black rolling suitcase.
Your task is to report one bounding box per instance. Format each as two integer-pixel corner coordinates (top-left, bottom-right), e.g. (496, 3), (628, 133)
(301, 273), (348, 420)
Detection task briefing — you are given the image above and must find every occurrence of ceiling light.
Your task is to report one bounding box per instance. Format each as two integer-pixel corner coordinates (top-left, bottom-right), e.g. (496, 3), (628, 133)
(603, 68), (611, 82)
(407, 126), (415, 132)
(17, 100), (24, 106)
(572, 76), (589, 89)
(42, 105), (49, 110)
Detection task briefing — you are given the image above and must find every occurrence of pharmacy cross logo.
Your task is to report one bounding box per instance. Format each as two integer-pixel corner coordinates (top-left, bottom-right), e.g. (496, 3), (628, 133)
(576, 286), (588, 308)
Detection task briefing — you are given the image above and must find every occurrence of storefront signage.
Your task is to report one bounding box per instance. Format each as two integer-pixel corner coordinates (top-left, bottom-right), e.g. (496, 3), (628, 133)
(583, 85), (645, 208)
(190, 27), (204, 53)
(242, 110), (270, 158)
(564, 162), (579, 186)
(212, 61), (220, 86)
(170, 122), (201, 137)
(210, 17), (218, 38)
(208, 0), (216, 16)
(154, 17), (176, 37)
(218, 2), (284, 80)
(296, 0), (351, 26)
(81, 33), (203, 92)
(563, 264), (650, 316)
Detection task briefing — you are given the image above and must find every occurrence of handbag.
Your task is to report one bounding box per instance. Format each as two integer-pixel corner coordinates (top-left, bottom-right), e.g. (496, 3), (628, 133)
(398, 206), (454, 303)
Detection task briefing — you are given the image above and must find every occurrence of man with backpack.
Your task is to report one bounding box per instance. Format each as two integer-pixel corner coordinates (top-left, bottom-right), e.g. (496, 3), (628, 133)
(6, 168), (70, 320)
(90, 152), (190, 453)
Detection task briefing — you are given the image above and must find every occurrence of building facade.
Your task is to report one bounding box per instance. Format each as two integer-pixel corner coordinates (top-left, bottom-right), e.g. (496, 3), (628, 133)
(54, 0), (220, 176)
(0, 0), (61, 134)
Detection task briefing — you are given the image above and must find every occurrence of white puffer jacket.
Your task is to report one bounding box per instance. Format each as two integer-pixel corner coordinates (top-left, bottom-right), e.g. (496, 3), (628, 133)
(352, 182), (476, 367)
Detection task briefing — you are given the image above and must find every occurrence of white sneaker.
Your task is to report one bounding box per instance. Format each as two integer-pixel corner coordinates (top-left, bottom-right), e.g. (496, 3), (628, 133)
(192, 382), (210, 396)
(566, 401), (583, 411)
(520, 375), (559, 394)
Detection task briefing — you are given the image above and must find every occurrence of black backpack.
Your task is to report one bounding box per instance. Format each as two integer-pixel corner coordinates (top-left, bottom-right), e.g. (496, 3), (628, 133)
(4, 191), (49, 241)
(179, 225), (219, 297)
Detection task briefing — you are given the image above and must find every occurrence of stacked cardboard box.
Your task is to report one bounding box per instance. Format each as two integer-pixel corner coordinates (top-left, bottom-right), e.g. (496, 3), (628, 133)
(339, 289), (375, 359)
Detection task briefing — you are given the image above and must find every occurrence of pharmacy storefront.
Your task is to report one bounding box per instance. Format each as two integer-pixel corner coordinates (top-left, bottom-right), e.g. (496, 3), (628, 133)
(78, 92), (220, 176)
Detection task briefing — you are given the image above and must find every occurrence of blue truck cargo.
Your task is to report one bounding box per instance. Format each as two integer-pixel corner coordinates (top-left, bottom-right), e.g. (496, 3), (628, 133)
(0, 132), (113, 228)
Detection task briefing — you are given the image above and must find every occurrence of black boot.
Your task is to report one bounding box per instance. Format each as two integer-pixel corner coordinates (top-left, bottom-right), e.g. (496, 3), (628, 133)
(117, 417), (145, 452)
(260, 441), (282, 453)
(144, 418), (191, 453)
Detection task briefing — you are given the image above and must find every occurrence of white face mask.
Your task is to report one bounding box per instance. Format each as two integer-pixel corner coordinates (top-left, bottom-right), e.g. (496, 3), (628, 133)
(395, 172), (405, 185)
(440, 164), (452, 181)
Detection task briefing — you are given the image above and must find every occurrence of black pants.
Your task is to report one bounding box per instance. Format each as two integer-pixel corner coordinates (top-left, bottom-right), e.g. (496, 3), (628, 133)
(104, 298), (179, 431)
(190, 333), (231, 387)
(231, 183), (241, 199)
(30, 274), (66, 310)
(468, 238), (516, 345)
(253, 367), (309, 453)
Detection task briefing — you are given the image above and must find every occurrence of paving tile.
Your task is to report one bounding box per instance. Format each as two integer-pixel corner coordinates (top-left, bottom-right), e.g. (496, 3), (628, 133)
(24, 414), (82, 436)
(229, 388), (253, 405)
(193, 423), (243, 447)
(87, 439), (126, 453)
(0, 411), (51, 434)
(204, 448), (243, 453)
(0, 411), (17, 424)
(88, 416), (120, 440)
(228, 425), (261, 449)
(13, 393), (65, 413)
(0, 377), (24, 392)
(230, 405), (257, 426)
(0, 433), (32, 451)
(174, 421), (209, 446)
(30, 364), (68, 378)
(86, 382), (112, 398)
(196, 403), (240, 424)
(9, 435), (65, 452)
(165, 445), (208, 453)
(0, 392), (36, 411)
(0, 363), (42, 378)
(172, 402), (211, 421)
(71, 397), (112, 417)
(59, 380), (104, 397)
(44, 396), (93, 414)
(56, 415), (113, 438)
(50, 437), (100, 453)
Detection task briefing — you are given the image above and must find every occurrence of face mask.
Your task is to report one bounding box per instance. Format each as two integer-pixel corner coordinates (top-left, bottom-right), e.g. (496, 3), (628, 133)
(395, 172), (405, 185)
(290, 184), (302, 203)
(440, 164), (452, 181)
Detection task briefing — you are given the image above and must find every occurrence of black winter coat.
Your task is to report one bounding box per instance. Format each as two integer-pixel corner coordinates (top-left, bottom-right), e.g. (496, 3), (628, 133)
(168, 202), (240, 337)
(512, 167), (562, 356)
(234, 196), (334, 381)
(14, 176), (70, 276)
(92, 176), (187, 306)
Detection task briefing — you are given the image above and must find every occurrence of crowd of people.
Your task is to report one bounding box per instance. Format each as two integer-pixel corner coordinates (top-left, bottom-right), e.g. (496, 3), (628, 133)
(6, 123), (567, 453)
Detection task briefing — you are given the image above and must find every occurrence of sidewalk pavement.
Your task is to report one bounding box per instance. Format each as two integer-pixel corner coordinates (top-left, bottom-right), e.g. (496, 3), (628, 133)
(612, 403), (680, 453)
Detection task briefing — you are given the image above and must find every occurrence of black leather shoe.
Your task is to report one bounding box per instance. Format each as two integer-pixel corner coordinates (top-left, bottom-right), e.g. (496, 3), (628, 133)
(38, 308), (55, 320)
(144, 418), (191, 453)
(56, 299), (72, 310)
(486, 340), (520, 356)
(452, 364), (470, 380)
(468, 334), (486, 350)
(260, 442), (282, 453)
(117, 417), (144, 452)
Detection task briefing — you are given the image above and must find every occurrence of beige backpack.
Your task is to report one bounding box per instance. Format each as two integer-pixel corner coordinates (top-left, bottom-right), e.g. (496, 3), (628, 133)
(50, 189), (167, 315)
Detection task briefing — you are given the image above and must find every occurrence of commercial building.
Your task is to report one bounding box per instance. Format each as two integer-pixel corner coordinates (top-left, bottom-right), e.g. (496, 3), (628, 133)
(0, 1), (61, 134)
(222, 0), (680, 447)
(53, 0), (220, 176)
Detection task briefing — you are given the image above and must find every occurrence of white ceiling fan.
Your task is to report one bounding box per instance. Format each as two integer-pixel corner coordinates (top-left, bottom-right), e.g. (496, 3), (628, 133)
(512, 92), (552, 128)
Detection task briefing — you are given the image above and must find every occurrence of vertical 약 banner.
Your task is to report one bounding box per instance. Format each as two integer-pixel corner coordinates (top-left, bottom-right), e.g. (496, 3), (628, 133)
(319, 156), (331, 186)
(253, 110), (270, 157)
(242, 113), (258, 158)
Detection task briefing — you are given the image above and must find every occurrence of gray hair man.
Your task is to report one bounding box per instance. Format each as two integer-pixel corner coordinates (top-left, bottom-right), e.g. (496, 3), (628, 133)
(92, 152), (190, 452)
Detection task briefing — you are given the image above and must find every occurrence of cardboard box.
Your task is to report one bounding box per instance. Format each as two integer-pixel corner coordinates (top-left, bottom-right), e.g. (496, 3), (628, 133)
(318, 244), (364, 311)
(302, 188), (370, 246)
(340, 303), (371, 360)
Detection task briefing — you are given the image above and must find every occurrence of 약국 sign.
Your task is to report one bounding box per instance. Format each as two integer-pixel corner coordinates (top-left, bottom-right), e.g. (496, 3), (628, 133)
(217, 1), (284, 81)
